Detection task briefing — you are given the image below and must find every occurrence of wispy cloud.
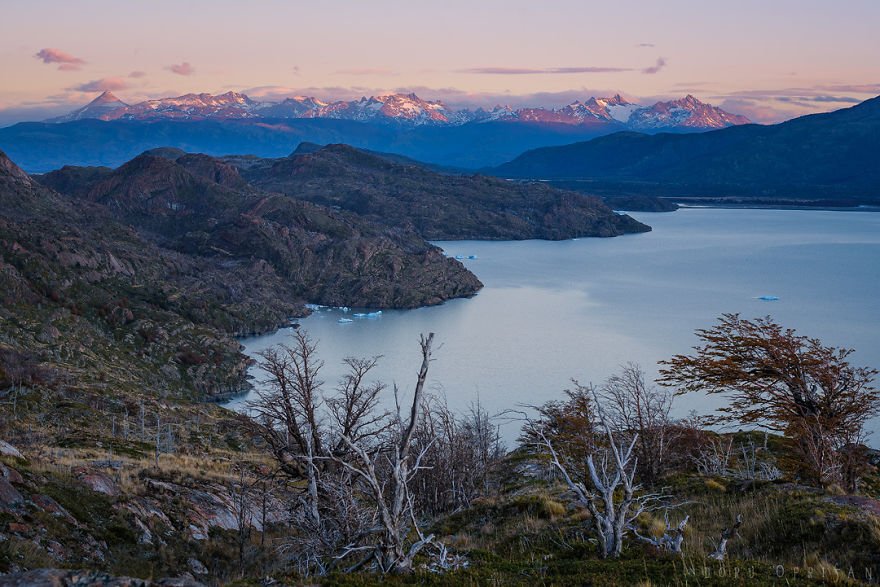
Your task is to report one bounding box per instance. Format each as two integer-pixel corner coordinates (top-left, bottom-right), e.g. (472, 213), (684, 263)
(167, 62), (195, 76)
(460, 66), (632, 75)
(637, 43), (655, 48)
(34, 48), (86, 71)
(777, 95), (861, 104)
(71, 77), (130, 92)
(713, 85), (875, 123)
(642, 57), (667, 75)
(128, 70), (146, 79)
(335, 68), (394, 75)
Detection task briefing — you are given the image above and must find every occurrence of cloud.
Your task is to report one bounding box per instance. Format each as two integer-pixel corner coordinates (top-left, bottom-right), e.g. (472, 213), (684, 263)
(167, 62), (195, 76)
(642, 57), (667, 75)
(716, 98), (787, 123)
(638, 43), (655, 48)
(777, 95), (861, 104)
(460, 66), (632, 75)
(239, 84), (630, 110)
(34, 48), (86, 71)
(335, 68), (394, 75)
(128, 70), (146, 78)
(71, 77), (130, 92)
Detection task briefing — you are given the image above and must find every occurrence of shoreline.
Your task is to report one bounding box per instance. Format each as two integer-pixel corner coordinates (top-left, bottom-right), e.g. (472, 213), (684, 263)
(672, 202), (880, 213)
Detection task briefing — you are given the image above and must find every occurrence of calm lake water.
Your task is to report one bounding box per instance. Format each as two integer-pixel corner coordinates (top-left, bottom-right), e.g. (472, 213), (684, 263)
(226, 208), (880, 444)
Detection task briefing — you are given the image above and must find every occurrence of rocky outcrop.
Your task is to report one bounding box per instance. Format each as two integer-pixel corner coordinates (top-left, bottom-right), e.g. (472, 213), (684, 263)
(0, 460), (292, 581)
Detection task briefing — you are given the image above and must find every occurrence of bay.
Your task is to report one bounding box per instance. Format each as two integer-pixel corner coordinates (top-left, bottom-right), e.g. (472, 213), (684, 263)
(225, 208), (880, 444)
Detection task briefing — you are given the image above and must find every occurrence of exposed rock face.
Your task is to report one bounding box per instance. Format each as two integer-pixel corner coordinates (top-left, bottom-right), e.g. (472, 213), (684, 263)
(0, 441), (23, 459)
(0, 460), (293, 581)
(0, 477), (24, 507)
(74, 470), (119, 497)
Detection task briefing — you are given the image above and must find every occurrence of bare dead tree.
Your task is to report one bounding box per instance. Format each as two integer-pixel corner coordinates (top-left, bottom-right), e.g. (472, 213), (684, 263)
(709, 514), (743, 560)
(733, 433), (782, 482)
(248, 331), (463, 575)
(630, 512), (690, 553)
(528, 384), (670, 558)
(411, 395), (504, 516)
(247, 330), (326, 532)
(694, 435), (734, 477)
(332, 333), (438, 573)
(600, 363), (677, 484)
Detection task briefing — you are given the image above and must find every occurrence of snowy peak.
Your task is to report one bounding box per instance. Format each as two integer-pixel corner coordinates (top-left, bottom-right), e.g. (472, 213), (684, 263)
(50, 91), (129, 122)
(49, 91), (749, 130)
(627, 95), (751, 130)
(319, 93), (451, 124)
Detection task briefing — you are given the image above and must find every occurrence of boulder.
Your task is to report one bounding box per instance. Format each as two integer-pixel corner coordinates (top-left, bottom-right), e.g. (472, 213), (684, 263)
(0, 478), (24, 507)
(75, 470), (119, 497)
(0, 440), (23, 459)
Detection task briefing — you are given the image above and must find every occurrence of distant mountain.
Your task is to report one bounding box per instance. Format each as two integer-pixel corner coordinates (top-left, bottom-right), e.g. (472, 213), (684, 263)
(44, 90), (747, 130)
(491, 96), (880, 202)
(50, 91), (129, 122)
(0, 118), (625, 171)
(223, 144), (649, 240)
(0, 91), (748, 171)
(626, 95), (750, 130)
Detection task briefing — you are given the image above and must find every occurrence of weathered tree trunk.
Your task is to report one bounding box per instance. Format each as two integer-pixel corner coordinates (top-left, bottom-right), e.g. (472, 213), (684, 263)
(709, 514), (743, 560)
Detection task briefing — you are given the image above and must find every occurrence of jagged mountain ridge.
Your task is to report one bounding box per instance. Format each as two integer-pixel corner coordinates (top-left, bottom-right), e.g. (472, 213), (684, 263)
(50, 90), (748, 130)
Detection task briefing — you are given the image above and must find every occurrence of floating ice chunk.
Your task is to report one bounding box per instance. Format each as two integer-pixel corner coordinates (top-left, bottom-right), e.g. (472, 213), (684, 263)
(757, 295), (780, 301)
(338, 318), (354, 324)
(353, 313), (368, 318)
(467, 255), (478, 260)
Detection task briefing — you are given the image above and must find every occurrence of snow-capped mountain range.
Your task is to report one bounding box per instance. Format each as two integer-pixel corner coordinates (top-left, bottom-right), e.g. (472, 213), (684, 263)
(52, 90), (750, 130)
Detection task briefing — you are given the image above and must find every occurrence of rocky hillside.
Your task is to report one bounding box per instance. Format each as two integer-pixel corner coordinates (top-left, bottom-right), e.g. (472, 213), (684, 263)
(38, 151), (482, 309)
(1, 149), (480, 404)
(228, 144), (650, 240)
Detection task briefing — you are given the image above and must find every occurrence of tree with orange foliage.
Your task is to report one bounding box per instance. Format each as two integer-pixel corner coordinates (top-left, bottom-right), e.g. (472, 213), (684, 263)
(659, 314), (878, 488)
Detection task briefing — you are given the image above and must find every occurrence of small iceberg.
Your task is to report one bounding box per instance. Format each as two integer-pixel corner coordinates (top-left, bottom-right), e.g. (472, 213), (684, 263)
(454, 255), (465, 260)
(353, 310), (382, 318)
(467, 255), (478, 260)
(337, 318), (354, 324)
(757, 295), (780, 301)
(338, 306), (351, 313)
(305, 303), (328, 311)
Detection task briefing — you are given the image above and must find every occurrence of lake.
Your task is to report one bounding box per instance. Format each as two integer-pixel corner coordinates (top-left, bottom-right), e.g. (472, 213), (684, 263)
(225, 208), (880, 444)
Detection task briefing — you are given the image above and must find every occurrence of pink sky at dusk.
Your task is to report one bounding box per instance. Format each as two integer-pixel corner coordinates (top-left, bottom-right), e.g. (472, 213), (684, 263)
(1, 0), (878, 126)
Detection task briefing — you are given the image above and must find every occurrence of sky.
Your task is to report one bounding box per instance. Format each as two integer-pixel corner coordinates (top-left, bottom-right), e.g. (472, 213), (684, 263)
(1, 0), (878, 126)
